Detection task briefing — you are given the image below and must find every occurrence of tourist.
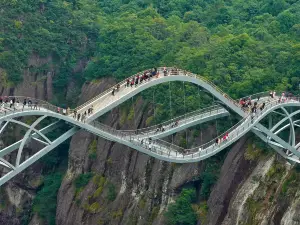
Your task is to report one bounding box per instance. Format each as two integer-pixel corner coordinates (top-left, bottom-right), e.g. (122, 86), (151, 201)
(260, 102), (265, 111)
(269, 91), (273, 99)
(63, 108), (66, 115)
(73, 109), (77, 119)
(77, 113), (81, 121)
(131, 78), (134, 87)
(33, 100), (38, 110)
(67, 107), (70, 115)
(112, 88), (115, 96)
(126, 79), (130, 87)
(57, 107), (60, 114)
(81, 112), (86, 122)
(149, 143), (152, 150)
(22, 99), (27, 110)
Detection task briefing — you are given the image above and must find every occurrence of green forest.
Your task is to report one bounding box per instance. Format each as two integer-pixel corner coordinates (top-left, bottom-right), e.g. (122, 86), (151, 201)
(0, 1), (300, 225)
(1, 0), (300, 99)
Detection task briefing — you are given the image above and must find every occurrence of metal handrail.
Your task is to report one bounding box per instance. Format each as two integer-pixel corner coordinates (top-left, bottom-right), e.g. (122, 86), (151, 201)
(74, 68), (154, 112)
(121, 105), (225, 135)
(0, 94), (299, 160)
(87, 96), (300, 159)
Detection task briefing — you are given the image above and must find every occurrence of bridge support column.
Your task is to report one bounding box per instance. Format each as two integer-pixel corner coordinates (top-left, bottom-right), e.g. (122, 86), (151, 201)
(268, 114), (272, 129)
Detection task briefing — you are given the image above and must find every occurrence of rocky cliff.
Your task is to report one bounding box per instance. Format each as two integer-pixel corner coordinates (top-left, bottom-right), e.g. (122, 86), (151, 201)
(1, 68), (300, 225)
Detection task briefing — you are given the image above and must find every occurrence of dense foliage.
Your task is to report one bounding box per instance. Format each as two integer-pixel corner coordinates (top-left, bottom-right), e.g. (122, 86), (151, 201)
(1, 1), (300, 224)
(32, 173), (63, 225)
(0, 0), (99, 88)
(74, 172), (93, 190)
(164, 188), (198, 225)
(1, 0), (299, 98)
(84, 0), (300, 98)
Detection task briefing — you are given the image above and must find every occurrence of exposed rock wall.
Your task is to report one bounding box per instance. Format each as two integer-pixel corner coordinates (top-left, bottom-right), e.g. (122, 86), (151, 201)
(1, 66), (300, 225)
(55, 82), (254, 225)
(0, 54), (54, 99)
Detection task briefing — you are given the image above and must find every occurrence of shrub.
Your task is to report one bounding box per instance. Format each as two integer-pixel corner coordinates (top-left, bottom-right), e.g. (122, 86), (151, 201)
(200, 160), (220, 199)
(88, 140), (98, 159)
(193, 201), (208, 224)
(106, 183), (117, 202)
(74, 173), (93, 192)
(33, 173), (63, 225)
(164, 188), (197, 225)
(111, 209), (123, 219)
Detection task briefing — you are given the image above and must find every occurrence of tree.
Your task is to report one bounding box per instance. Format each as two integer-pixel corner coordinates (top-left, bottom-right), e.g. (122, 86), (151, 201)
(165, 188), (197, 225)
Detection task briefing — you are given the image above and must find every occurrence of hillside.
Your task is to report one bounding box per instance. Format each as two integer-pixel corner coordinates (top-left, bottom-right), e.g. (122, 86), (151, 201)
(0, 1), (300, 225)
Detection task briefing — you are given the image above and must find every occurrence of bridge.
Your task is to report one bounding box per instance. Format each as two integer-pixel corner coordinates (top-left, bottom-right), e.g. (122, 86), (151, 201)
(0, 67), (299, 186)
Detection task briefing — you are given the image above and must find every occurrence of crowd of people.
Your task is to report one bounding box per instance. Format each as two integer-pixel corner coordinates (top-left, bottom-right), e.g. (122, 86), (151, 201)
(73, 105), (94, 123)
(0, 97), (40, 114)
(153, 120), (179, 134)
(213, 90), (296, 149)
(214, 132), (229, 146)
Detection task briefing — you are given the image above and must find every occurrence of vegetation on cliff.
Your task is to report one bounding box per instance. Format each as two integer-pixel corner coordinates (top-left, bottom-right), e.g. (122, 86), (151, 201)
(1, 0), (300, 225)
(1, 0), (299, 97)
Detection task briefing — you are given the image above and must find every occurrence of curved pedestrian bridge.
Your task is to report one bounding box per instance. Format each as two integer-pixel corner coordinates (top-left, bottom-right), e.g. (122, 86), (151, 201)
(0, 67), (299, 185)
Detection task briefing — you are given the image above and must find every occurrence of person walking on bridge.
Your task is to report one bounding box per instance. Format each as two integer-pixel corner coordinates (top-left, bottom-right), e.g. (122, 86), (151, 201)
(22, 99), (27, 111)
(73, 109), (77, 119)
(33, 100), (38, 110)
(269, 91), (273, 99)
(126, 79), (130, 87)
(131, 79), (134, 87)
(28, 99), (32, 109)
(9, 99), (13, 109)
(135, 76), (139, 87)
(260, 102), (265, 111)
(91, 105), (94, 114)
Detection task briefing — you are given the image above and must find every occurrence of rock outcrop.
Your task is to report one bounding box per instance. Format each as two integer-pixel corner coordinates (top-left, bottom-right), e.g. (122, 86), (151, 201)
(1, 65), (300, 225)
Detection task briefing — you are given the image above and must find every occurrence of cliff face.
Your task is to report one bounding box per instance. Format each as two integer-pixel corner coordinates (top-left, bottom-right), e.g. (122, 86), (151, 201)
(55, 82), (300, 225)
(0, 54), (54, 99)
(0, 53), (88, 225)
(1, 68), (300, 225)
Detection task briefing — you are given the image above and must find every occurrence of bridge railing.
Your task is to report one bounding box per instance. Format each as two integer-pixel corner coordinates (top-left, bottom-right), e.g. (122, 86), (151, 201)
(74, 69), (154, 112)
(74, 66), (239, 115)
(189, 96), (300, 158)
(90, 96), (299, 160)
(0, 96), (61, 116)
(1, 94), (299, 160)
(121, 105), (225, 135)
